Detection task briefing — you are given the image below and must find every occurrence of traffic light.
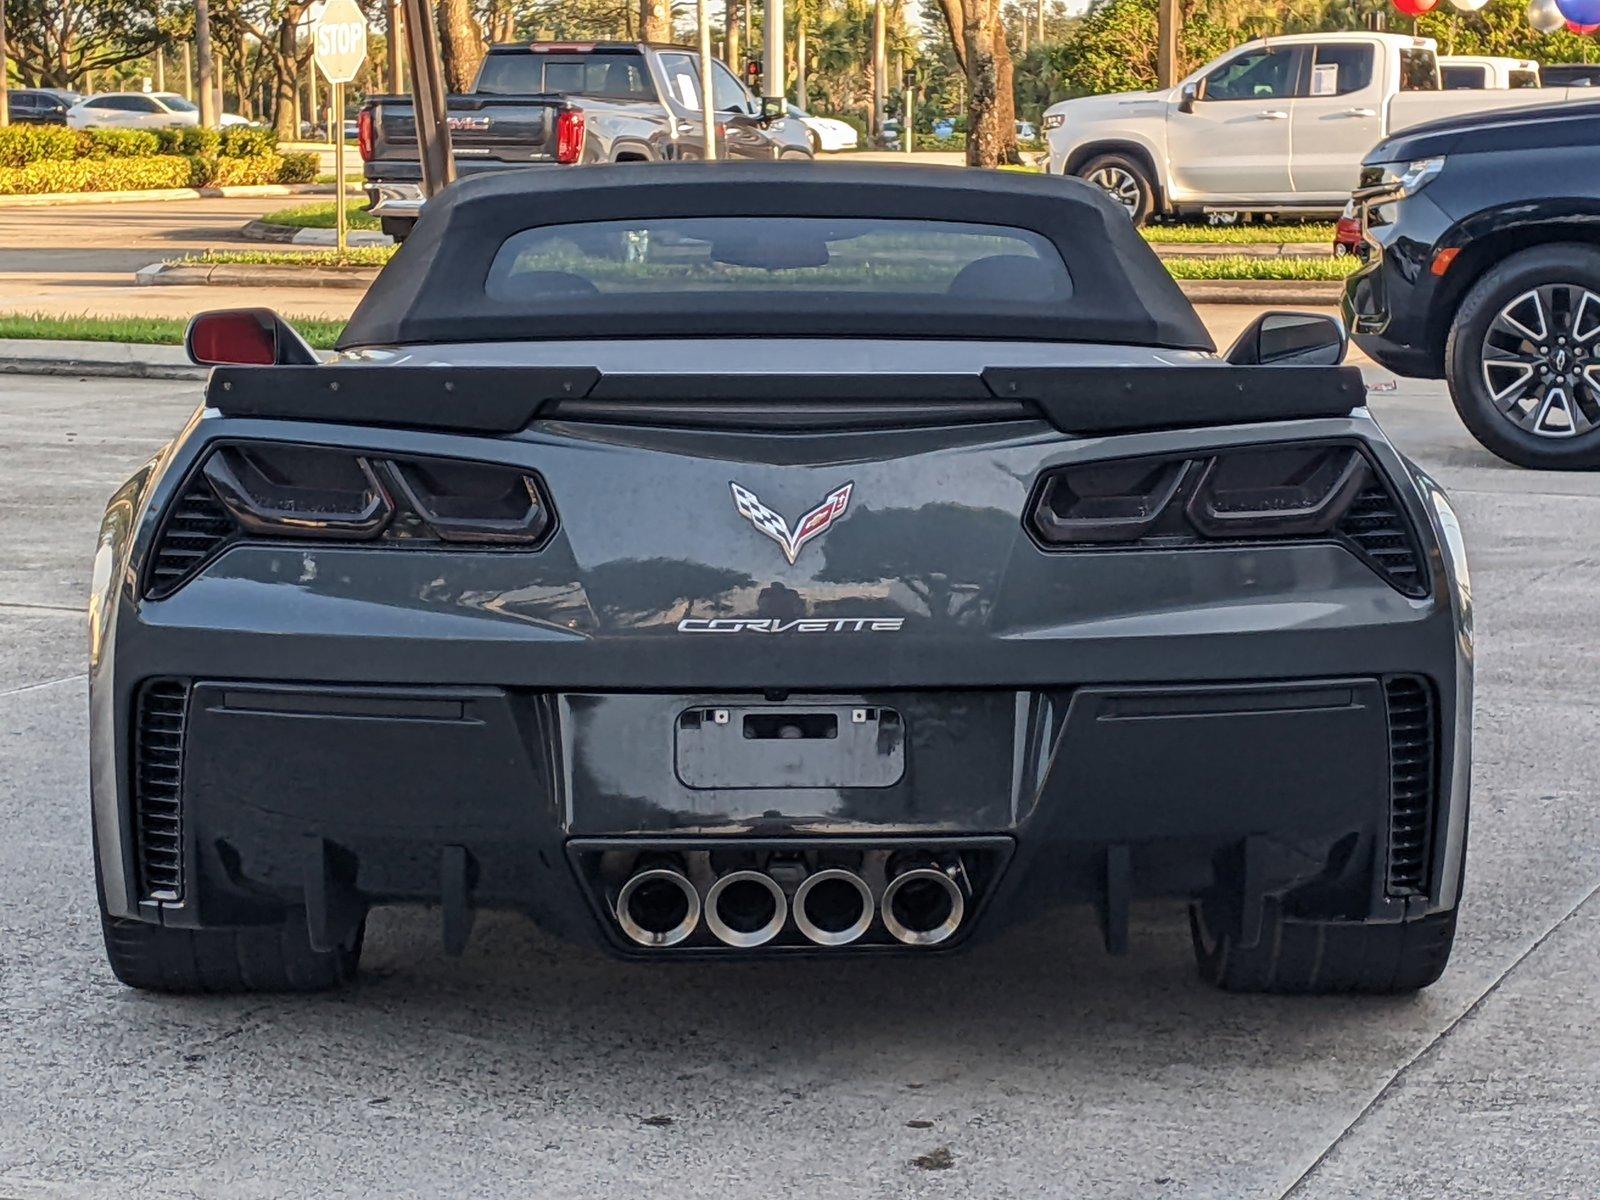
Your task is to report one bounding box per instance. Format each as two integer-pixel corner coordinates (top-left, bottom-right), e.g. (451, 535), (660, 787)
(745, 57), (762, 93)
(902, 67), (917, 92)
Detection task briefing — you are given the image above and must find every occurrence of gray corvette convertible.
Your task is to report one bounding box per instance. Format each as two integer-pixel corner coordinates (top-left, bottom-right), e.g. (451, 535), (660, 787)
(90, 164), (1472, 995)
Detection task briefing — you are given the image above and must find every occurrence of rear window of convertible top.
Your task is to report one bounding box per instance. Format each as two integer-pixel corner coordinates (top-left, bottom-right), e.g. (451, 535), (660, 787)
(483, 216), (1074, 307)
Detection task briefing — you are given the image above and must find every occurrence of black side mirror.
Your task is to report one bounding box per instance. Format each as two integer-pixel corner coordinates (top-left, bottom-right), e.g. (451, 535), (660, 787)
(1178, 82), (1199, 114)
(1225, 311), (1348, 366)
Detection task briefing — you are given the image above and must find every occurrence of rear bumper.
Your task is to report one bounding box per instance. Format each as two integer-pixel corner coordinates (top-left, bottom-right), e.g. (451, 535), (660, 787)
(100, 668), (1465, 957)
(365, 181), (424, 218)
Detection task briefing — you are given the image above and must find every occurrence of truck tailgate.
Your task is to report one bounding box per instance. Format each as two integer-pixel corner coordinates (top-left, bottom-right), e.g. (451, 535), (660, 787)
(371, 94), (565, 165)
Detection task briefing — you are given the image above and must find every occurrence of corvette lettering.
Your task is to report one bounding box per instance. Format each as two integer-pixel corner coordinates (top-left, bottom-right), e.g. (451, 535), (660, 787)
(678, 617), (905, 634)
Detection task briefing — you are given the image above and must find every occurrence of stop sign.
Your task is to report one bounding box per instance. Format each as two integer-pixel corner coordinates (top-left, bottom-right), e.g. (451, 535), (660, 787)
(313, 0), (369, 86)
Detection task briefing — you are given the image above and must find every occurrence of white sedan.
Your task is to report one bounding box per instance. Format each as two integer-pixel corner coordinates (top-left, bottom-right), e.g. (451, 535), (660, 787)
(66, 92), (252, 130)
(786, 105), (859, 153)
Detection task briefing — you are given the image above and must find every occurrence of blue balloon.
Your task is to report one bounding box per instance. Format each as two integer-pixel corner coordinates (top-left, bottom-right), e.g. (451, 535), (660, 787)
(1556, 0), (1600, 24)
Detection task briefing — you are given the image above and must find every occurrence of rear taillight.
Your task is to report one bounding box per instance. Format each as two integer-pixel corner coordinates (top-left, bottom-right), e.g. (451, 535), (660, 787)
(145, 444), (556, 597)
(357, 108), (374, 161)
(556, 109), (586, 165)
(1028, 443), (1427, 595)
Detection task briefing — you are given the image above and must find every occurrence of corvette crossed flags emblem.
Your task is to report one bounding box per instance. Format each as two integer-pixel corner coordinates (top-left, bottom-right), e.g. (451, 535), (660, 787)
(729, 481), (854, 565)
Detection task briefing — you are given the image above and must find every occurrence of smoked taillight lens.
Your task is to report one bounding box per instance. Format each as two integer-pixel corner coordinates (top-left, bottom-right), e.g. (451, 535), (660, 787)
(556, 109), (586, 165)
(1028, 443), (1427, 595)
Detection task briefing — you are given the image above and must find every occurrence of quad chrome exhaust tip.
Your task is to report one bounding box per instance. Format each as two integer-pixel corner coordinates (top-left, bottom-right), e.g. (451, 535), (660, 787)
(881, 864), (966, 947)
(704, 869), (788, 948)
(615, 866), (701, 948)
(793, 869), (874, 946)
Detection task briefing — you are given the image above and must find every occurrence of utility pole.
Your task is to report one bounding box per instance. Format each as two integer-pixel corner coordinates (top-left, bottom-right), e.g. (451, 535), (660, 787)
(871, 0), (885, 137)
(402, 0), (455, 196)
(0, 0), (10, 128)
(698, 0), (716, 158)
(155, 47), (165, 91)
(1156, 0), (1179, 90)
(1035, 0), (1043, 47)
(182, 43), (193, 100)
(794, 0), (806, 110)
(195, 0), (218, 127)
(762, 0), (783, 117)
(386, 0), (405, 93)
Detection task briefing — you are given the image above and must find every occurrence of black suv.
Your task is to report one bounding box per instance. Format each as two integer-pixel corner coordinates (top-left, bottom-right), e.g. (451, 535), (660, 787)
(6, 89), (81, 126)
(1343, 101), (1600, 469)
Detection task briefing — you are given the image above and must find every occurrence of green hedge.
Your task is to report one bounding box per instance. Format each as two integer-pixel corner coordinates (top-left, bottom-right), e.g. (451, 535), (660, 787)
(0, 149), (321, 196)
(0, 156), (194, 196)
(0, 125), (281, 169)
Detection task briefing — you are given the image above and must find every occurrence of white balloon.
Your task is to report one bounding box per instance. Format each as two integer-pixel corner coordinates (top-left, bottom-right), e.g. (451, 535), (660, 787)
(1528, 0), (1567, 31)
(1449, 0), (1490, 10)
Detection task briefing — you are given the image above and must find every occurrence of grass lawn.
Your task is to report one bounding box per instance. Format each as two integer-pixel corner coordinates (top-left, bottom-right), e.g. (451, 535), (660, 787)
(1142, 222), (1338, 245)
(0, 312), (346, 349)
(260, 201), (382, 231)
(177, 247), (397, 268)
(1163, 254), (1358, 281)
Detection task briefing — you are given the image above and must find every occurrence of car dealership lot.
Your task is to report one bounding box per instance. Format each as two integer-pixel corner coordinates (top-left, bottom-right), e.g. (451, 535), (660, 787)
(1, 373), (1596, 1198)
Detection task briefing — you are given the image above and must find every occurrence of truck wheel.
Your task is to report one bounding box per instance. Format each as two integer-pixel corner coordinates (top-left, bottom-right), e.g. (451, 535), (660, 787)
(1445, 243), (1600, 469)
(100, 896), (363, 994)
(380, 217), (413, 243)
(1075, 153), (1155, 225)
(1190, 898), (1457, 994)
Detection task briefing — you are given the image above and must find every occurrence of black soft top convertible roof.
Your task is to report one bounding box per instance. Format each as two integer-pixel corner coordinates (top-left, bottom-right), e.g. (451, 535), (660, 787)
(336, 163), (1214, 352)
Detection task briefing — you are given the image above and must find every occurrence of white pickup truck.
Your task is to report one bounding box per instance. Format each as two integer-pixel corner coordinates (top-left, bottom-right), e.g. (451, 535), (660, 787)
(1044, 32), (1585, 224)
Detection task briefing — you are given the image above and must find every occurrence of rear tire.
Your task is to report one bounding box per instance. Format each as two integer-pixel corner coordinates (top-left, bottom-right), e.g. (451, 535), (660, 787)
(1445, 242), (1600, 469)
(99, 897), (362, 994)
(1074, 152), (1156, 226)
(379, 216), (413, 243)
(1190, 898), (1457, 994)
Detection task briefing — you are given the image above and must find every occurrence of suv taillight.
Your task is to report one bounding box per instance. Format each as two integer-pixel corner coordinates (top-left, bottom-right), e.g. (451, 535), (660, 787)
(556, 109), (586, 165)
(357, 108), (374, 161)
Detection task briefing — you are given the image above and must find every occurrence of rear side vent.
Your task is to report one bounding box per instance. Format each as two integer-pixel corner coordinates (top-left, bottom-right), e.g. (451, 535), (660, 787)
(146, 476), (236, 598)
(1338, 483), (1426, 597)
(1384, 676), (1436, 897)
(134, 680), (189, 901)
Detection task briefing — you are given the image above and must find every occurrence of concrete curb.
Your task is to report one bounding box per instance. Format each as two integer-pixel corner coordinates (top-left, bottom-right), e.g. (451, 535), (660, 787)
(0, 183), (344, 210)
(136, 261), (378, 289)
(1177, 279), (1345, 305)
(240, 219), (393, 247)
(0, 338), (204, 380)
(1151, 242), (1330, 259)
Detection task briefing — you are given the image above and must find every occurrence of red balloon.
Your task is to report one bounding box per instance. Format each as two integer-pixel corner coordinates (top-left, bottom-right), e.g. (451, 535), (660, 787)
(1567, 18), (1600, 29)
(1392, 0), (1439, 14)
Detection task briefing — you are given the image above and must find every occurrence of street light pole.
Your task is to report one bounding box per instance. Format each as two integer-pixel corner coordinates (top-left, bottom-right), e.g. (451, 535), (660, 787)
(698, 0), (717, 159)
(0, 0), (10, 128)
(763, 0), (783, 118)
(195, 0), (218, 127)
(871, 0), (885, 138)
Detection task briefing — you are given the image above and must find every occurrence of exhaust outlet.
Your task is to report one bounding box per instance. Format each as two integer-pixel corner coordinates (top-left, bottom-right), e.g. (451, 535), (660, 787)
(704, 869), (788, 948)
(615, 866), (701, 947)
(793, 869), (874, 946)
(881, 862), (966, 947)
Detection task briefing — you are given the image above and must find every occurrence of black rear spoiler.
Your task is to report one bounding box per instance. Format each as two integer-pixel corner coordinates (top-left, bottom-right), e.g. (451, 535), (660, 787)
(205, 364), (1366, 436)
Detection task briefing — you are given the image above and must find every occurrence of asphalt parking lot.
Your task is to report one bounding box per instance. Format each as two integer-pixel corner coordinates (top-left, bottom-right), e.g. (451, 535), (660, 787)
(1, 372), (1597, 1199)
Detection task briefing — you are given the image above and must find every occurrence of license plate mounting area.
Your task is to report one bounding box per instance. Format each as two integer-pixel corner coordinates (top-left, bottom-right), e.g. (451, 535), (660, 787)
(675, 704), (904, 789)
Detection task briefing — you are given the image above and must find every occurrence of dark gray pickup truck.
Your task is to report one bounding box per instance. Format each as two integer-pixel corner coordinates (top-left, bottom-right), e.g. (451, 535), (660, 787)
(357, 41), (814, 239)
